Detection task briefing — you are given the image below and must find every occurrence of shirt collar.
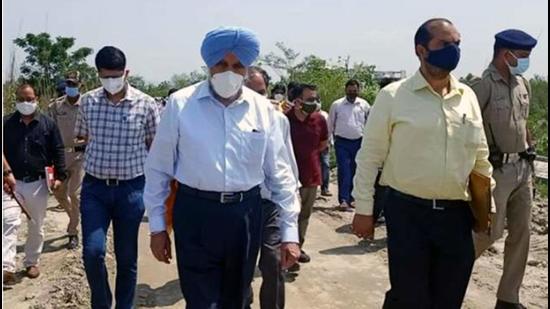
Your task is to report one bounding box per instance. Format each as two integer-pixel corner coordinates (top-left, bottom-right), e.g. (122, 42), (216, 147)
(63, 95), (81, 106)
(15, 111), (41, 123)
(345, 97), (360, 104)
(488, 63), (505, 82)
(409, 69), (464, 97)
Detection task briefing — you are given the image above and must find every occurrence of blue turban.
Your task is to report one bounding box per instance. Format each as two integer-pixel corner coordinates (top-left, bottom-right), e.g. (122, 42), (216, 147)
(200, 26), (260, 68)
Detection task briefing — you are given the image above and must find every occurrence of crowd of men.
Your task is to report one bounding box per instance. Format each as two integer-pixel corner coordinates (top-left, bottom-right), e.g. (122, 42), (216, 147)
(2, 17), (539, 309)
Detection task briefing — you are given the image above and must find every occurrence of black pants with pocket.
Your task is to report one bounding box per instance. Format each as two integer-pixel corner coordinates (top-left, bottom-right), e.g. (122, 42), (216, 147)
(173, 186), (263, 309)
(383, 188), (475, 309)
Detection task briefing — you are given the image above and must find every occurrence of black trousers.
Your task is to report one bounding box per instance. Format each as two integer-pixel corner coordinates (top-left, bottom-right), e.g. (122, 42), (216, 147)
(383, 188), (475, 309)
(173, 186), (263, 309)
(258, 200), (285, 309)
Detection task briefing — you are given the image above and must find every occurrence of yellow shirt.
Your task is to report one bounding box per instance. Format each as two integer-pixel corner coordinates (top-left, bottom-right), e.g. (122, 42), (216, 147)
(353, 70), (493, 216)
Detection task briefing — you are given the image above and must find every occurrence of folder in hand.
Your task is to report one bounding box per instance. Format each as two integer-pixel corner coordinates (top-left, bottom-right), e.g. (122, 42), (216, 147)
(164, 180), (179, 234)
(45, 166), (55, 193)
(469, 170), (493, 233)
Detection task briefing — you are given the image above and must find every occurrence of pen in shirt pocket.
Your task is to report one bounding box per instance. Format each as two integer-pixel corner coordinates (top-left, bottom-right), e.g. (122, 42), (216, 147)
(462, 114), (466, 124)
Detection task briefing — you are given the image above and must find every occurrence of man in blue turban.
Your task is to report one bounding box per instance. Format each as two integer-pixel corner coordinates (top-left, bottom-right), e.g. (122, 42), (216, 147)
(472, 29), (538, 309)
(144, 26), (301, 308)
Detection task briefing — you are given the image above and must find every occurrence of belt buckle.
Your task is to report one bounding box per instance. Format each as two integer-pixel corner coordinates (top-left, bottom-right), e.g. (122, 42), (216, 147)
(106, 179), (119, 186)
(432, 199), (445, 211)
(65, 147), (74, 153)
(220, 192), (243, 204)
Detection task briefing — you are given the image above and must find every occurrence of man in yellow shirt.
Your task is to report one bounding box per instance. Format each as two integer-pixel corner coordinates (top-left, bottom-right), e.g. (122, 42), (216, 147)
(352, 18), (493, 308)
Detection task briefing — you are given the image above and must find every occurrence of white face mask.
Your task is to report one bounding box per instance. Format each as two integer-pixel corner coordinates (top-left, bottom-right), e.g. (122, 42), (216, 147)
(210, 71), (244, 99)
(273, 93), (285, 102)
(100, 76), (126, 95)
(16, 101), (38, 115)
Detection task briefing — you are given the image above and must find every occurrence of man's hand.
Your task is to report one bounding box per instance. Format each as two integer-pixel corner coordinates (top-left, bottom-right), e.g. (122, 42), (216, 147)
(150, 231), (172, 264)
(352, 214), (375, 240)
(281, 100), (294, 114)
(281, 242), (300, 270)
(52, 180), (63, 191)
(3, 173), (16, 194)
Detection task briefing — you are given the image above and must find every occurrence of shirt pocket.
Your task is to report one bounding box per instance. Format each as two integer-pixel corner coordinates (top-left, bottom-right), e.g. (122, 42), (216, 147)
(449, 118), (483, 152)
(518, 93), (530, 119)
(29, 133), (49, 161)
(489, 97), (511, 124)
(240, 131), (267, 165)
(352, 109), (366, 126)
(121, 113), (146, 145)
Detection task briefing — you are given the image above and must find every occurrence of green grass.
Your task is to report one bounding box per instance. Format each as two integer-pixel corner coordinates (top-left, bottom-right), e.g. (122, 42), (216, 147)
(535, 178), (548, 199)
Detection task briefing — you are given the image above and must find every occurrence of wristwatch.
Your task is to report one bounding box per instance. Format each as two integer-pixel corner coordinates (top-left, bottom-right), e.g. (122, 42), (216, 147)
(3, 170), (12, 177)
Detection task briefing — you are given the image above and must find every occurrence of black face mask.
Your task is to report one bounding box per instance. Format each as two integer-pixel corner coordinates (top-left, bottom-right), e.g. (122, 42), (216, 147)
(346, 94), (358, 102)
(425, 43), (461, 71)
(301, 101), (319, 114)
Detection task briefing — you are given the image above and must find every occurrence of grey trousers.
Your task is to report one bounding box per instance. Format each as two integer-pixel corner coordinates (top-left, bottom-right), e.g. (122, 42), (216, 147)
(474, 159), (533, 303)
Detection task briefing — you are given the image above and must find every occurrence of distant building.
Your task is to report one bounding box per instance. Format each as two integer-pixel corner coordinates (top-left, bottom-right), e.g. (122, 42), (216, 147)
(374, 70), (406, 88)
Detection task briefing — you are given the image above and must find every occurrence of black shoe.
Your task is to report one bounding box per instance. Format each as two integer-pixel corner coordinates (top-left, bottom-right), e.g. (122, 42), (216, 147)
(321, 190), (333, 197)
(298, 250), (311, 263)
(67, 235), (79, 250)
(287, 263), (300, 272)
(495, 300), (527, 309)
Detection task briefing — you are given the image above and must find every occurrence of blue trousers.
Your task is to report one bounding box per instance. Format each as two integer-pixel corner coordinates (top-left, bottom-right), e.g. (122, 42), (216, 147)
(334, 136), (362, 204)
(173, 185), (263, 309)
(320, 148), (330, 192)
(80, 174), (145, 309)
(383, 188), (475, 309)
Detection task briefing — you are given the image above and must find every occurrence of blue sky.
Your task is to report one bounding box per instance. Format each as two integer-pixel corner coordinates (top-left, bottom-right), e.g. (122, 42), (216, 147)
(3, 0), (548, 83)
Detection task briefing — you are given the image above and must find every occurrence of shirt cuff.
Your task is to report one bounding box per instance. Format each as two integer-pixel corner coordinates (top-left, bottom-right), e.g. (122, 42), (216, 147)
(148, 214), (167, 233)
(354, 199), (374, 216)
(281, 224), (299, 243)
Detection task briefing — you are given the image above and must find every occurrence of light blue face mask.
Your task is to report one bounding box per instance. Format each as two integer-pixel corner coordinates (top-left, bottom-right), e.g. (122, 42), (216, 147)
(507, 52), (530, 76)
(65, 86), (80, 97)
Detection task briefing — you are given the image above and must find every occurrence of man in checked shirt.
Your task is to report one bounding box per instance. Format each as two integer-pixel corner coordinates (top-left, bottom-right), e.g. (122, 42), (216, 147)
(74, 46), (160, 309)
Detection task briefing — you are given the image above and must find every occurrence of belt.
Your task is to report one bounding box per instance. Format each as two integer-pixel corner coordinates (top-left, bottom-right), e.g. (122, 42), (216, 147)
(389, 187), (466, 211)
(335, 135), (362, 142)
(179, 184), (261, 204)
(18, 174), (45, 183)
(65, 145), (86, 153)
(85, 174), (141, 187)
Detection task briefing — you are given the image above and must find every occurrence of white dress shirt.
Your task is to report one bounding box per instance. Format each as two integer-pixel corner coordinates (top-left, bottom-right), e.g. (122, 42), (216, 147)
(328, 96), (371, 140)
(144, 81), (300, 242)
(260, 110), (301, 202)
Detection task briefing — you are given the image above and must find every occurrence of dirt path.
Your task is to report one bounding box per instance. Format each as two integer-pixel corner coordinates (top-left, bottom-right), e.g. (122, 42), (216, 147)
(3, 180), (548, 308)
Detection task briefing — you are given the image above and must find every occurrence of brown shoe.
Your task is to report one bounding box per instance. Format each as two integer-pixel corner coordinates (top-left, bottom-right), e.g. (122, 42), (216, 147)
(26, 266), (40, 279)
(3, 271), (16, 285)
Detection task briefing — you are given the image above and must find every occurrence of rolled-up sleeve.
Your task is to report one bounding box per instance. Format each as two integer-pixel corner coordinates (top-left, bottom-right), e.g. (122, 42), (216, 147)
(352, 90), (392, 216)
(143, 97), (180, 233)
(264, 111), (300, 243)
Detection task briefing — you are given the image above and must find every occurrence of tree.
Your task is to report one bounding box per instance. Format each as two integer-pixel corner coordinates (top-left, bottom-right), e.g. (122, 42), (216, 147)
(258, 42), (300, 78)
(14, 33), (96, 100)
(259, 42), (379, 108)
(528, 76), (548, 155)
(170, 70), (207, 89)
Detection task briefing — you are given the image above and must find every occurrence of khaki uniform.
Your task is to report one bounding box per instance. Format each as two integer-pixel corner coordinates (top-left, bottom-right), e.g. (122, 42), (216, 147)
(47, 96), (86, 236)
(471, 64), (533, 304)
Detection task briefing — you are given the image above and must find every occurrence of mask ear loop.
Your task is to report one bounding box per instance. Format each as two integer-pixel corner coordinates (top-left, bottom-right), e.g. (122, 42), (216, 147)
(505, 50), (518, 68)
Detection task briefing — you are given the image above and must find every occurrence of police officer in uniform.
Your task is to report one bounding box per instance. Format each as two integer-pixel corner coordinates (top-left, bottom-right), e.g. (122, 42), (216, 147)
(47, 71), (87, 249)
(472, 29), (538, 309)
